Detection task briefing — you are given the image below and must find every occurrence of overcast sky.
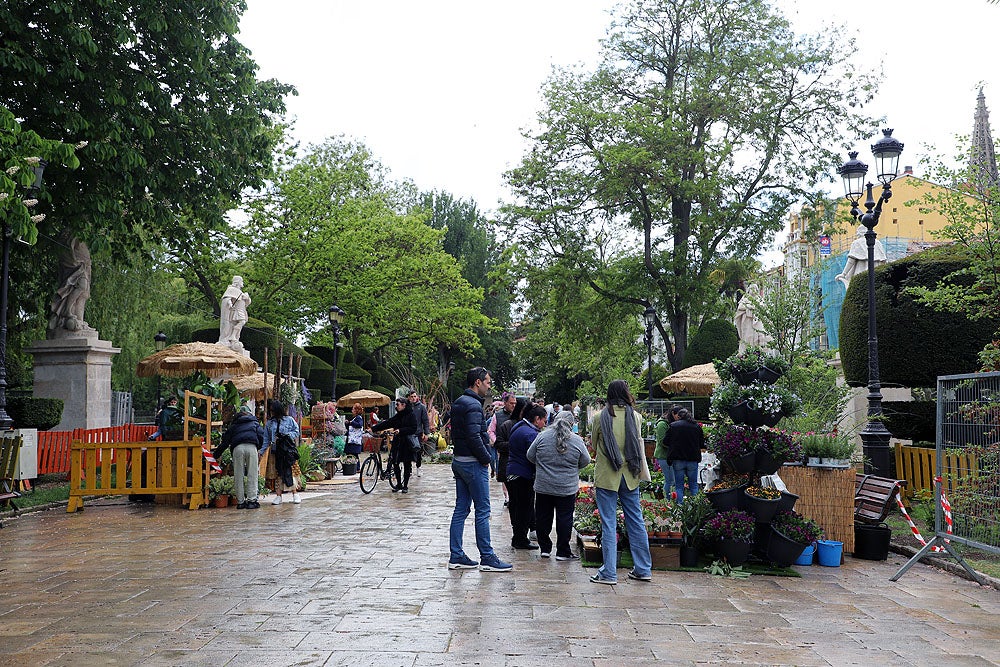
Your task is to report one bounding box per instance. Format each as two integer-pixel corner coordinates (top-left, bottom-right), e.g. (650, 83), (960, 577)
(238, 0), (999, 263)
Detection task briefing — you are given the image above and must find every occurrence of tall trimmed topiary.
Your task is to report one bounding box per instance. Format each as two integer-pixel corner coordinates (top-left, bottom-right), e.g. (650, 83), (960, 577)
(684, 319), (739, 368)
(840, 246), (1000, 387)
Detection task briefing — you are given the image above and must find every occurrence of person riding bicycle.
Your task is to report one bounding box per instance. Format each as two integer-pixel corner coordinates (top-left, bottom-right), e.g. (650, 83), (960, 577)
(372, 397), (419, 493)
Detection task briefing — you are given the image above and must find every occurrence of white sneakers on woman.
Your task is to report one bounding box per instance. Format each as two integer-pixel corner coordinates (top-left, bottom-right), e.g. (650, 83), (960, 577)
(270, 493), (302, 505)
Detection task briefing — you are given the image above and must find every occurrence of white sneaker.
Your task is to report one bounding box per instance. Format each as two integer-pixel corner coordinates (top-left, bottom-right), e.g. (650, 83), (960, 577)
(271, 496), (282, 505)
(292, 492), (301, 504)
(528, 530), (537, 541)
(417, 468), (423, 477)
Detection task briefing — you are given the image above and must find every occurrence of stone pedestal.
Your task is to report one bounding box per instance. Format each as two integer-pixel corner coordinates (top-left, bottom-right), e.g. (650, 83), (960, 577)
(27, 337), (120, 431)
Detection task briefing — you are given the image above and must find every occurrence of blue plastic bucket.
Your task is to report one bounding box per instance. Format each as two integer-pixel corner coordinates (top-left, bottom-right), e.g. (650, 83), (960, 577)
(817, 539), (843, 567)
(794, 542), (815, 566)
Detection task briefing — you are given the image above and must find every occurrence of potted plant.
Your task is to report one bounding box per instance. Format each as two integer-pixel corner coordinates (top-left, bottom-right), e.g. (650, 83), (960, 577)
(574, 488), (599, 538)
(708, 424), (757, 474)
(742, 485), (782, 523)
(671, 492), (713, 567)
(801, 433), (827, 466)
(823, 435), (856, 468)
(755, 429), (803, 474)
(703, 509), (755, 566)
(705, 473), (752, 511)
(208, 475), (234, 508)
(769, 510), (824, 566)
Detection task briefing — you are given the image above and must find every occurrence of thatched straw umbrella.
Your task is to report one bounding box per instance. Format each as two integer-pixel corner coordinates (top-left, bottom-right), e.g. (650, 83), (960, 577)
(336, 389), (392, 409)
(658, 363), (721, 397)
(135, 342), (258, 379)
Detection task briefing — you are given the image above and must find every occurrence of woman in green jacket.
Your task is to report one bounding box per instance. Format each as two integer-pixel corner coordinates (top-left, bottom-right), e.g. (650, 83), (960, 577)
(589, 380), (653, 584)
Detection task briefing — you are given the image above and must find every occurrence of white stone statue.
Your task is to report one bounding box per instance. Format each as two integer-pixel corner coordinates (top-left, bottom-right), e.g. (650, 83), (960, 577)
(218, 275), (251, 351)
(48, 234), (97, 339)
(734, 283), (772, 352)
(836, 227), (887, 289)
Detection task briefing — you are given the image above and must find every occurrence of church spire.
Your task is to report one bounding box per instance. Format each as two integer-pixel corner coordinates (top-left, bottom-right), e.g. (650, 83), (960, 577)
(971, 88), (999, 192)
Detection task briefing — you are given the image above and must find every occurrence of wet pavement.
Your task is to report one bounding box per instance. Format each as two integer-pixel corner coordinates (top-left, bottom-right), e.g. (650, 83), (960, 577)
(0, 463), (998, 666)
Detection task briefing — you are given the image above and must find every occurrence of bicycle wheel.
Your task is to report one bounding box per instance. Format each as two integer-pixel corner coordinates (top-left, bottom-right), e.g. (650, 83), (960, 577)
(387, 454), (402, 491)
(359, 454), (380, 494)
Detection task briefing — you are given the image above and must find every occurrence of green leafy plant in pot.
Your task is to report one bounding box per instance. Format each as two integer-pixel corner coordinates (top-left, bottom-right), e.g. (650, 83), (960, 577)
(671, 492), (714, 567)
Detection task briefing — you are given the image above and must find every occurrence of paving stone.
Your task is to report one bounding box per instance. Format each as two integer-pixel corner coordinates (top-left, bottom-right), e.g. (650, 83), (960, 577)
(1, 464), (999, 665)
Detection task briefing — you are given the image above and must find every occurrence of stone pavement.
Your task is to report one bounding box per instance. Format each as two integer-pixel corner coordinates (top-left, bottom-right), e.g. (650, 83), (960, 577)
(0, 463), (998, 666)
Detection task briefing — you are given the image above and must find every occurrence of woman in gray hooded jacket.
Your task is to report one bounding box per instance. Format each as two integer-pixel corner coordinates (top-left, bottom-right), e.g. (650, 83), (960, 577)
(527, 410), (591, 559)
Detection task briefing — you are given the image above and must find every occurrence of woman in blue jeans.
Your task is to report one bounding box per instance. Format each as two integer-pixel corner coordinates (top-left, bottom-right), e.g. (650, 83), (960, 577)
(664, 408), (705, 504)
(589, 380), (653, 584)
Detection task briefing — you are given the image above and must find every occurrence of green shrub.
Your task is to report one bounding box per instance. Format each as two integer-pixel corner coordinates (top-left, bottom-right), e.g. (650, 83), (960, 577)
(685, 319), (739, 368)
(7, 396), (63, 430)
(840, 247), (1000, 387)
(337, 362), (371, 389)
(882, 401), (936, 443)
(5, 355), (29, 389)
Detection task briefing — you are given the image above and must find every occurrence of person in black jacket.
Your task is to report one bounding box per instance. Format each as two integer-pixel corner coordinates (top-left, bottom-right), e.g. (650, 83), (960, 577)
(664, 408), (705, 504)
(214, 404), (265, 509)
(408, 390), (430, 472)
(372, 397), (419, 493)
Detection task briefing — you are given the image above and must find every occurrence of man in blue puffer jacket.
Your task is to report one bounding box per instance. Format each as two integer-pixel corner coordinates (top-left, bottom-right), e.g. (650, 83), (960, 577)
(447, 367), (512, 572)
(214, 404), (264, 509)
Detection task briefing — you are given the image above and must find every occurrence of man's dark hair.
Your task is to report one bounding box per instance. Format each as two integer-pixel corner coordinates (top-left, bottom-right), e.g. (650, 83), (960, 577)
(465, 366), (489, 388)
(510, 398), (528, 422)
(524, 405), (547, 423)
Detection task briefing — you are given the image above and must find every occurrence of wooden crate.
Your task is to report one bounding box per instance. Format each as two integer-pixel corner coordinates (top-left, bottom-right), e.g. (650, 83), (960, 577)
(578, 535), (602, 563)
(650, 543), (680, 570)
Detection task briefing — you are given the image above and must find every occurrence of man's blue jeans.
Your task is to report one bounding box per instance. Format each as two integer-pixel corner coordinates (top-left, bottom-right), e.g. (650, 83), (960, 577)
(656, 458), (676, 498)
(672, 460), (699, 504)
(595, 477), (652, 581)
(450, 459), (494, 560)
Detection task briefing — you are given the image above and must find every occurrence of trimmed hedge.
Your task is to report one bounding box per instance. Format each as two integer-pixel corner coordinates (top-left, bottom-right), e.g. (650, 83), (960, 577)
(881, 401), (937, 443)
(840, 247), (1000, 387)
(684, 319), (739, 368)
(337, 362), (371, 389)
(7, 396), (64, 430)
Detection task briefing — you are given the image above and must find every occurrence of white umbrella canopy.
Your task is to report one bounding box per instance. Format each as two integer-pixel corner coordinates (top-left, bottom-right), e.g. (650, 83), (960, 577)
(135, 342), (258, 379)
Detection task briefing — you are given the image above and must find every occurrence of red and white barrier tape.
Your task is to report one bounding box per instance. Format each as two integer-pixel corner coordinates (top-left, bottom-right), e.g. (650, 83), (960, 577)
(202, 445), (222, 473)
(895, 479), (952, 552)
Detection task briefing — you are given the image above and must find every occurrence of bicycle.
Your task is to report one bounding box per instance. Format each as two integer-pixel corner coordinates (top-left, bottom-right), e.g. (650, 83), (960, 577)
(359, 434), (402, 494)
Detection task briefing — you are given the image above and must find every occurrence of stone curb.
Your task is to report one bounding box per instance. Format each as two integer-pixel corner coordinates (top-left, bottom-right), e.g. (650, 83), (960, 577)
(889, 542), (1000, 590)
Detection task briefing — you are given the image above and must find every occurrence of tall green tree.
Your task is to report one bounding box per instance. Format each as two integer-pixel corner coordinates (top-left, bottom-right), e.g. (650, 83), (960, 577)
(505, 0), (879, 371)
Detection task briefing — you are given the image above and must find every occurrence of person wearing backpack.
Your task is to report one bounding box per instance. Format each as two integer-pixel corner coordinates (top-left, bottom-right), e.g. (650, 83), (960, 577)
(214, 404), (265, 509)
(262, 399), (301, 505)
(653, 406), (679, 499)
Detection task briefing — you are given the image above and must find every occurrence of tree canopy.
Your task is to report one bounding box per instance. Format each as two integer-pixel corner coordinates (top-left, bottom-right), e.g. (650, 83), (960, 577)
(505, 0), (879, 373)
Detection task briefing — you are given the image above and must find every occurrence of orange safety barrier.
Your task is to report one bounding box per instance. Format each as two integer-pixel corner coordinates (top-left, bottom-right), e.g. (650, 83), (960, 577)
(66, 439), (205, 512)
(38, 424), (157, 475)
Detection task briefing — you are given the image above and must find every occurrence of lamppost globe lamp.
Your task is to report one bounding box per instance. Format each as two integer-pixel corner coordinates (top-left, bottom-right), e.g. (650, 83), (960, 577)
(154, 331), (167, 352)
(835, 129), (904, 477)
(328, 304), (344, 326)
(643, 305), (656, 401)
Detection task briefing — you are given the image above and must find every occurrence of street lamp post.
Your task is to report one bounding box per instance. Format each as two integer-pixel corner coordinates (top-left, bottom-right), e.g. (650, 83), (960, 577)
(837, 128), (904, 477)
(643, 305), (656, 401)
(153, 331), (167, 411)
(407, 350), (413, 391)
(328, 304), (345, 403)
(0, 161), (46, 429)
(447, 360), (456, 402)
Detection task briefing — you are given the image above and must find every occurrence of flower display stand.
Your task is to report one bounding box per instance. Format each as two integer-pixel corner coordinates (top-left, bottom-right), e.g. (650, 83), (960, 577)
(779, 465), (855, 553)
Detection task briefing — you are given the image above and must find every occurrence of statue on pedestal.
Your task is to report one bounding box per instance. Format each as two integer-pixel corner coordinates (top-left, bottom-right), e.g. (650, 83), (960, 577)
(218, 275), (251, 352)
(836, 227), (887, 289)
(734, 283), (772, 352)
(48, 234), (96, 339)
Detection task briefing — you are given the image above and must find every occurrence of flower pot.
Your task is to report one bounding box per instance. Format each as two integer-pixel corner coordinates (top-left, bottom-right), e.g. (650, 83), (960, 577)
(212, 495), (229, 508)
(754, 449), (781, 475)
(753, 522), (771, 557)
(766, 528), (808, 567)
(726, 401), (749, 424)
(733, 370), (758, 386)
(706, 483), (747, 512)
(679, 545), (700, 568)
(816, 539), (843, 567)
(776, 491), (798, 513)
(762, 412), (783, 428)
(743, 491), (781, 523)
(806, 457), (822, 467)
(854, 523), (891, 561)
(826, 458), (851, 469)
(743, 407), (768, 428)
(341, 461), (358, 476)
(725, 451), (756, 474)
(757, 366), (782, 385)
(715, 538), (751, 566)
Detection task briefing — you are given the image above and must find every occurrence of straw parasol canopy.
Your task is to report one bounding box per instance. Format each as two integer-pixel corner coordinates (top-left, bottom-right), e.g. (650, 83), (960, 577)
(336, 389), (392, 409)
(658, 362), (722, 397)
(230, 372), (286, 401)
(135, 342), (259, 379)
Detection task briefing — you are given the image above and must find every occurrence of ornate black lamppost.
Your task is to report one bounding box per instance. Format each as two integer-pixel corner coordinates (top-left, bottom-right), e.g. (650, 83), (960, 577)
(153, 331), (167, 411)
(643, 305), (656, 401)
(447, 360), (456, 402)
(0, 161), (46, 429)
(837, 129), (904, 476)
(328, 304), (345, 403)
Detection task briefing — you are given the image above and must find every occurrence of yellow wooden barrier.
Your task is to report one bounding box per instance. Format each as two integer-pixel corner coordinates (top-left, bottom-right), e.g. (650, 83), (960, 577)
(67, 440), (205, 512)
(894, 443), (978, 500)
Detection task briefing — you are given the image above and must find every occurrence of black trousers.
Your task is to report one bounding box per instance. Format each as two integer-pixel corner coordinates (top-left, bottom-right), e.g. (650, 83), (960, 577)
(506, 476), (535, 546)
(535, 492), (576, 557)
(390, 443), (412, 489)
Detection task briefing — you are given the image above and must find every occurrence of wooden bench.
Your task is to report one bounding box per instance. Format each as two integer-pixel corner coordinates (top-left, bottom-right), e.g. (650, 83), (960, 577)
(854, 473), (905, 525)
(0, 434), (24, 527)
